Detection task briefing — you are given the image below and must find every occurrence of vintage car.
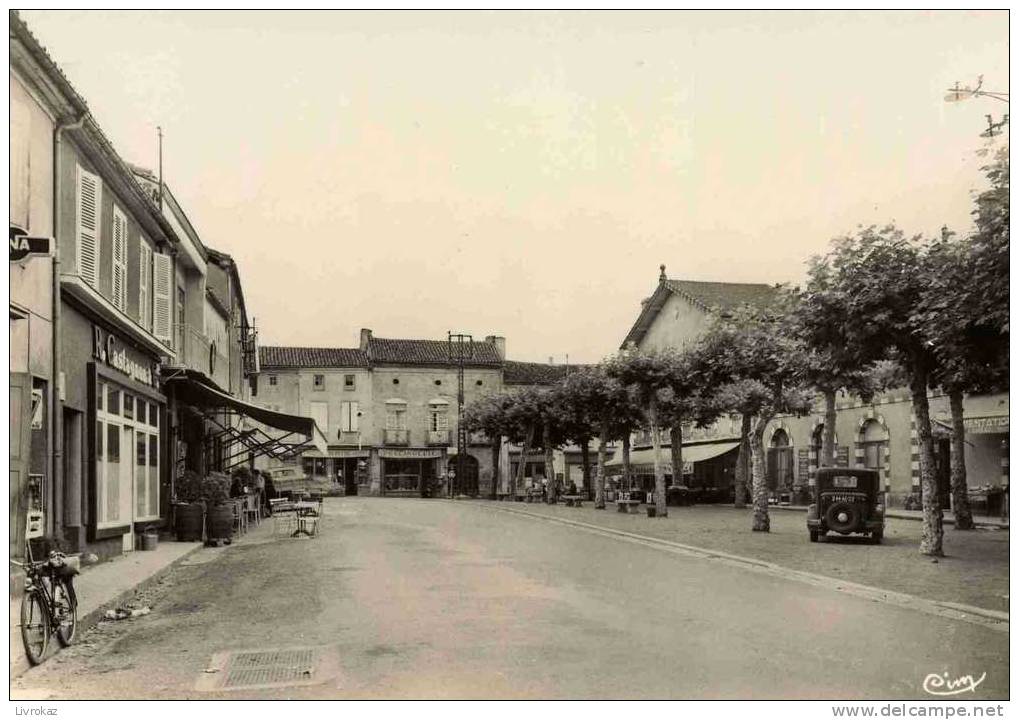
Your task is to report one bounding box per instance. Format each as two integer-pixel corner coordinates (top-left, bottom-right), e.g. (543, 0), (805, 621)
(807, 467), (885, 544)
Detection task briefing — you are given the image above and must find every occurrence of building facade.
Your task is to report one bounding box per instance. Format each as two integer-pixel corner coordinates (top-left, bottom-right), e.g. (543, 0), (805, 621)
(619, 264), (1009, 509)
(257, 330), (514, 497)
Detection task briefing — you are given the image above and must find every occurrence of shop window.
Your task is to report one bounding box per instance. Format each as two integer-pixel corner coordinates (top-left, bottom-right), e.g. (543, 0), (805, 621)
(344, 374), (356, 390)
(107, 389), (120, 416)
(97, 382), (105, 411)
(313, 374), (325, 390)
(105, 423), (121, 524)
(149, 402), (159, 427)
(148, 434), (159, 517)
(123, 393), (134, 420)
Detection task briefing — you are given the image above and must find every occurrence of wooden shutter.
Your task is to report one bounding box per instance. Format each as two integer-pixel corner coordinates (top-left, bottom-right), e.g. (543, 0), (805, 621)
(76, 165), (101, 288)
(112, 206), (127, 311)
(138, 240), (152, 331)
(152, 252), (172, 344)
(349, 401), (359, 432)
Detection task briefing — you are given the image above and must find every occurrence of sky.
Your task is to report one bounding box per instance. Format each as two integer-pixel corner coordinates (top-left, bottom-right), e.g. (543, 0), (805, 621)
(20, 10), (1009, 363)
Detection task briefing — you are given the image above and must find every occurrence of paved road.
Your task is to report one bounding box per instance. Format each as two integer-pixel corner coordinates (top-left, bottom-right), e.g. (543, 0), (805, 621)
(12, 498), (1009, 699)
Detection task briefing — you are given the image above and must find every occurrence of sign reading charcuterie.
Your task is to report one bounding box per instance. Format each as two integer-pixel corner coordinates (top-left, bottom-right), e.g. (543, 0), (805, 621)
(9, 226), (51, 263)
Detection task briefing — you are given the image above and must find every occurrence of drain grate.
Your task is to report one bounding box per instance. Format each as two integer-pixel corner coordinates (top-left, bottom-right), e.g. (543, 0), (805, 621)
(197, 646), (333, 692)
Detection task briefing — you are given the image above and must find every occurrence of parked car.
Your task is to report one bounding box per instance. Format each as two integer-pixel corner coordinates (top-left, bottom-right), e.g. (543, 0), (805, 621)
(807, 467), (885, 544)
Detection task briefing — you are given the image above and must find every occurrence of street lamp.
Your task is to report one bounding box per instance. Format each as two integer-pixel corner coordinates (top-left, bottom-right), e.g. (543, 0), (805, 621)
(945, 76), (1009, 138)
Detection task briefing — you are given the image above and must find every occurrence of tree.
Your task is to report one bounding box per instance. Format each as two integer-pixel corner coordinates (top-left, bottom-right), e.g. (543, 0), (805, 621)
(818, 225), (947, 555)
(558, 367), (643, 509)
(702, 307), (812, 531)
(462, 393), (518, 499)
(605, 348), (681, 517)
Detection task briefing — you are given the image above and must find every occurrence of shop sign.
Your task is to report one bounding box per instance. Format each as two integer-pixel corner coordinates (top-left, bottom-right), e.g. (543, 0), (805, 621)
(330, 449), (370, 458)
(9, 226), (51, 264)
(92, 326), (158, 387)
(964, 416), (1009, 434)
(379, 448), (444, 460)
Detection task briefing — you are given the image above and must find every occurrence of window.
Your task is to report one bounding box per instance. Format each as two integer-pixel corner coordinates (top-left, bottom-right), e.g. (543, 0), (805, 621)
(861, 420), (889, 471)
(386, 407), (407, 430)
(313, 374), (325, 390)
(76, 165), (101, 288)
(112, 206), (128, 312)
(269, 375), (278, 386)
(431, 410), (449, 432)
(153, 253), (172, 344)
(139, 240), (153, 332)
(310, 402), (328, 434)
(344, 374), (355, 390)
(340, 401), (359, 433)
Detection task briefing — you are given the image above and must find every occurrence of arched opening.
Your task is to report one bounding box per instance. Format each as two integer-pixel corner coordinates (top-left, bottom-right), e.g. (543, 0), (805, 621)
(859, 420), (888, 471)
(767, 429), (793, 491)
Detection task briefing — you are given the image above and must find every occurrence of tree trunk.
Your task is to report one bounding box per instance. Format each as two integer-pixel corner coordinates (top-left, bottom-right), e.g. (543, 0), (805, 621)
(734, 414), (751, 508)
(670, 421), (684, 488)
(580, 439), (592, 499)
(822, 388), (837, 467)
(543, 424), (556, 504)
(513, 425), (534, 499)
(595, 421), (609, 510)
(949, 390), (975, 530)
(490, 435), (501, 500)
(648, 397), (668, 518)
(750, 414), (772, 531)
(912, 374), (944, 556)
(622, 433), (632, 493)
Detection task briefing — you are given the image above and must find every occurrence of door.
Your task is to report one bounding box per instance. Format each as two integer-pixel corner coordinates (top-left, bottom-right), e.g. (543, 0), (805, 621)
(121, 426), (135, 552)
(343, 458), (358, 496)
(10, 374), (32, 558)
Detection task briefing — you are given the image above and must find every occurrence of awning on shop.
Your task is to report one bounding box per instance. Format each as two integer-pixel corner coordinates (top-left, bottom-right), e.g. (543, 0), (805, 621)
(605, 440), (741, 470)
(163, 369), (328, 470)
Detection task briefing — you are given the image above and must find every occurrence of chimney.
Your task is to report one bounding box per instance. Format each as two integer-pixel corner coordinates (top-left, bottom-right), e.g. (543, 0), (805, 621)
(659, 263), (667, 283)
(359, 328), (372, 351)
(484, 335), (506, 360)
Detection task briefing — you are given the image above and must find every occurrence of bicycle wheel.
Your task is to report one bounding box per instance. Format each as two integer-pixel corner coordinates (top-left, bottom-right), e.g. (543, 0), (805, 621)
(20, 590), (49, 665)
(52, 579), (77, 647)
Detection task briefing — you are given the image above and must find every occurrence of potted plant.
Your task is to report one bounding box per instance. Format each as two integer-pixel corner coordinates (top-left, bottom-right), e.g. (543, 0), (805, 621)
(202, 472), (233, 544)
(174, 470), (206, 541)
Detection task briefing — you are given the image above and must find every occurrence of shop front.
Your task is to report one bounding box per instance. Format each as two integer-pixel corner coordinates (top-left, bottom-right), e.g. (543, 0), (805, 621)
(61, 305), (167, 558)
(376, 448), (444, 497)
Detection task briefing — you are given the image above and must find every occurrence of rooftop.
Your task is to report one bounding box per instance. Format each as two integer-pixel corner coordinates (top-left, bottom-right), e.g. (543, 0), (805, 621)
(503, 361), (573, 385)
(367, 336), (503, 367)
(259, 346), (369, 369)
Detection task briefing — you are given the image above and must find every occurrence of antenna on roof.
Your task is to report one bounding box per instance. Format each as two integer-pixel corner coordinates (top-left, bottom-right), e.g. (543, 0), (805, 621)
(157, 126), (164, 206)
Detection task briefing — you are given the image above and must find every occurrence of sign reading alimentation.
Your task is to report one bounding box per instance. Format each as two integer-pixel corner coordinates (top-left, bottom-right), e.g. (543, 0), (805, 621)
(9, 226), (51, 263)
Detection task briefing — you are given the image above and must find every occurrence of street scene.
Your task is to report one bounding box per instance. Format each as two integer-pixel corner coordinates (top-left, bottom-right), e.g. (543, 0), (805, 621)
(8, 9), (1010, 707)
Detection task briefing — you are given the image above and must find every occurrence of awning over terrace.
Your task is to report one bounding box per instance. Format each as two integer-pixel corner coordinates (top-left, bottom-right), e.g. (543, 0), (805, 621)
(605, 440), (741, 471)
(163, 369), (328, 470)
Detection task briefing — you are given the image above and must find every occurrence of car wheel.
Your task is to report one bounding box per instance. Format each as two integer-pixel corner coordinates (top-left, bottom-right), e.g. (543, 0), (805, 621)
(809, 529), (819, 543)
(824, 502), (862, 534)
(871, 530), (883, 545)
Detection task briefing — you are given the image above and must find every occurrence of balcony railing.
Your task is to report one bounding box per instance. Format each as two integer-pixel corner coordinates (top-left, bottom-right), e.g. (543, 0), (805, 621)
(384, 429), (409, 446)
(428, 430), (450, 446)
(172, 323), (230, 390)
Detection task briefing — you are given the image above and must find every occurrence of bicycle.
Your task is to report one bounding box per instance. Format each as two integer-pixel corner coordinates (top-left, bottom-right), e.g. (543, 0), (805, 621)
(10, 541), (80, 665)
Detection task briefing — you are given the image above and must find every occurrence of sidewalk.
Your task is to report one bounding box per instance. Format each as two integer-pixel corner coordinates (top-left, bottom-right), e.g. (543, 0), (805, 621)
(9, 538), (201, 680)
(771, 503), (1009, 529)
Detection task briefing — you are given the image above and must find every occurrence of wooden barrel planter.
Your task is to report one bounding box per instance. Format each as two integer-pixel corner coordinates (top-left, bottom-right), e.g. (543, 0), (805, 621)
(205, 503), (234, 543)
(175, 503), (205, 542)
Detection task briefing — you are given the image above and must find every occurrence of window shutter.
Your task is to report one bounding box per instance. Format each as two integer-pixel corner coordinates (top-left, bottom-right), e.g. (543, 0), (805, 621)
(350, 401), (359, 432)
(112, 206), (127, 311)
(152, 252), (172, 344)
(76, 165), (101, 288)
(138, 240), (152, 332)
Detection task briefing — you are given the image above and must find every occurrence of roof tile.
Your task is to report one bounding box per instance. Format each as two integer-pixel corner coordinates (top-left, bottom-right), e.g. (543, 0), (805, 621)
(259, 346), (368, 369)
(368, 337), (502, 366)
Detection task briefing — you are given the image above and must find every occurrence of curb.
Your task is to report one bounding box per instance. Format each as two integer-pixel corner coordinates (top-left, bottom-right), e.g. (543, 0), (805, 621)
(769, 504), (1009, 530)
(471, 501), (1009, 634)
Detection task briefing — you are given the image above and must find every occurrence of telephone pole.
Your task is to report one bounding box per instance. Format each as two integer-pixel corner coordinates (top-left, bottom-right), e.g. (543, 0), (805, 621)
(448, 332), (473, 498)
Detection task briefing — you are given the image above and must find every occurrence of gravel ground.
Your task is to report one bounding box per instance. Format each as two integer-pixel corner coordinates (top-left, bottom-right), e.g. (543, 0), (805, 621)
(483, 501), (1010, 612)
